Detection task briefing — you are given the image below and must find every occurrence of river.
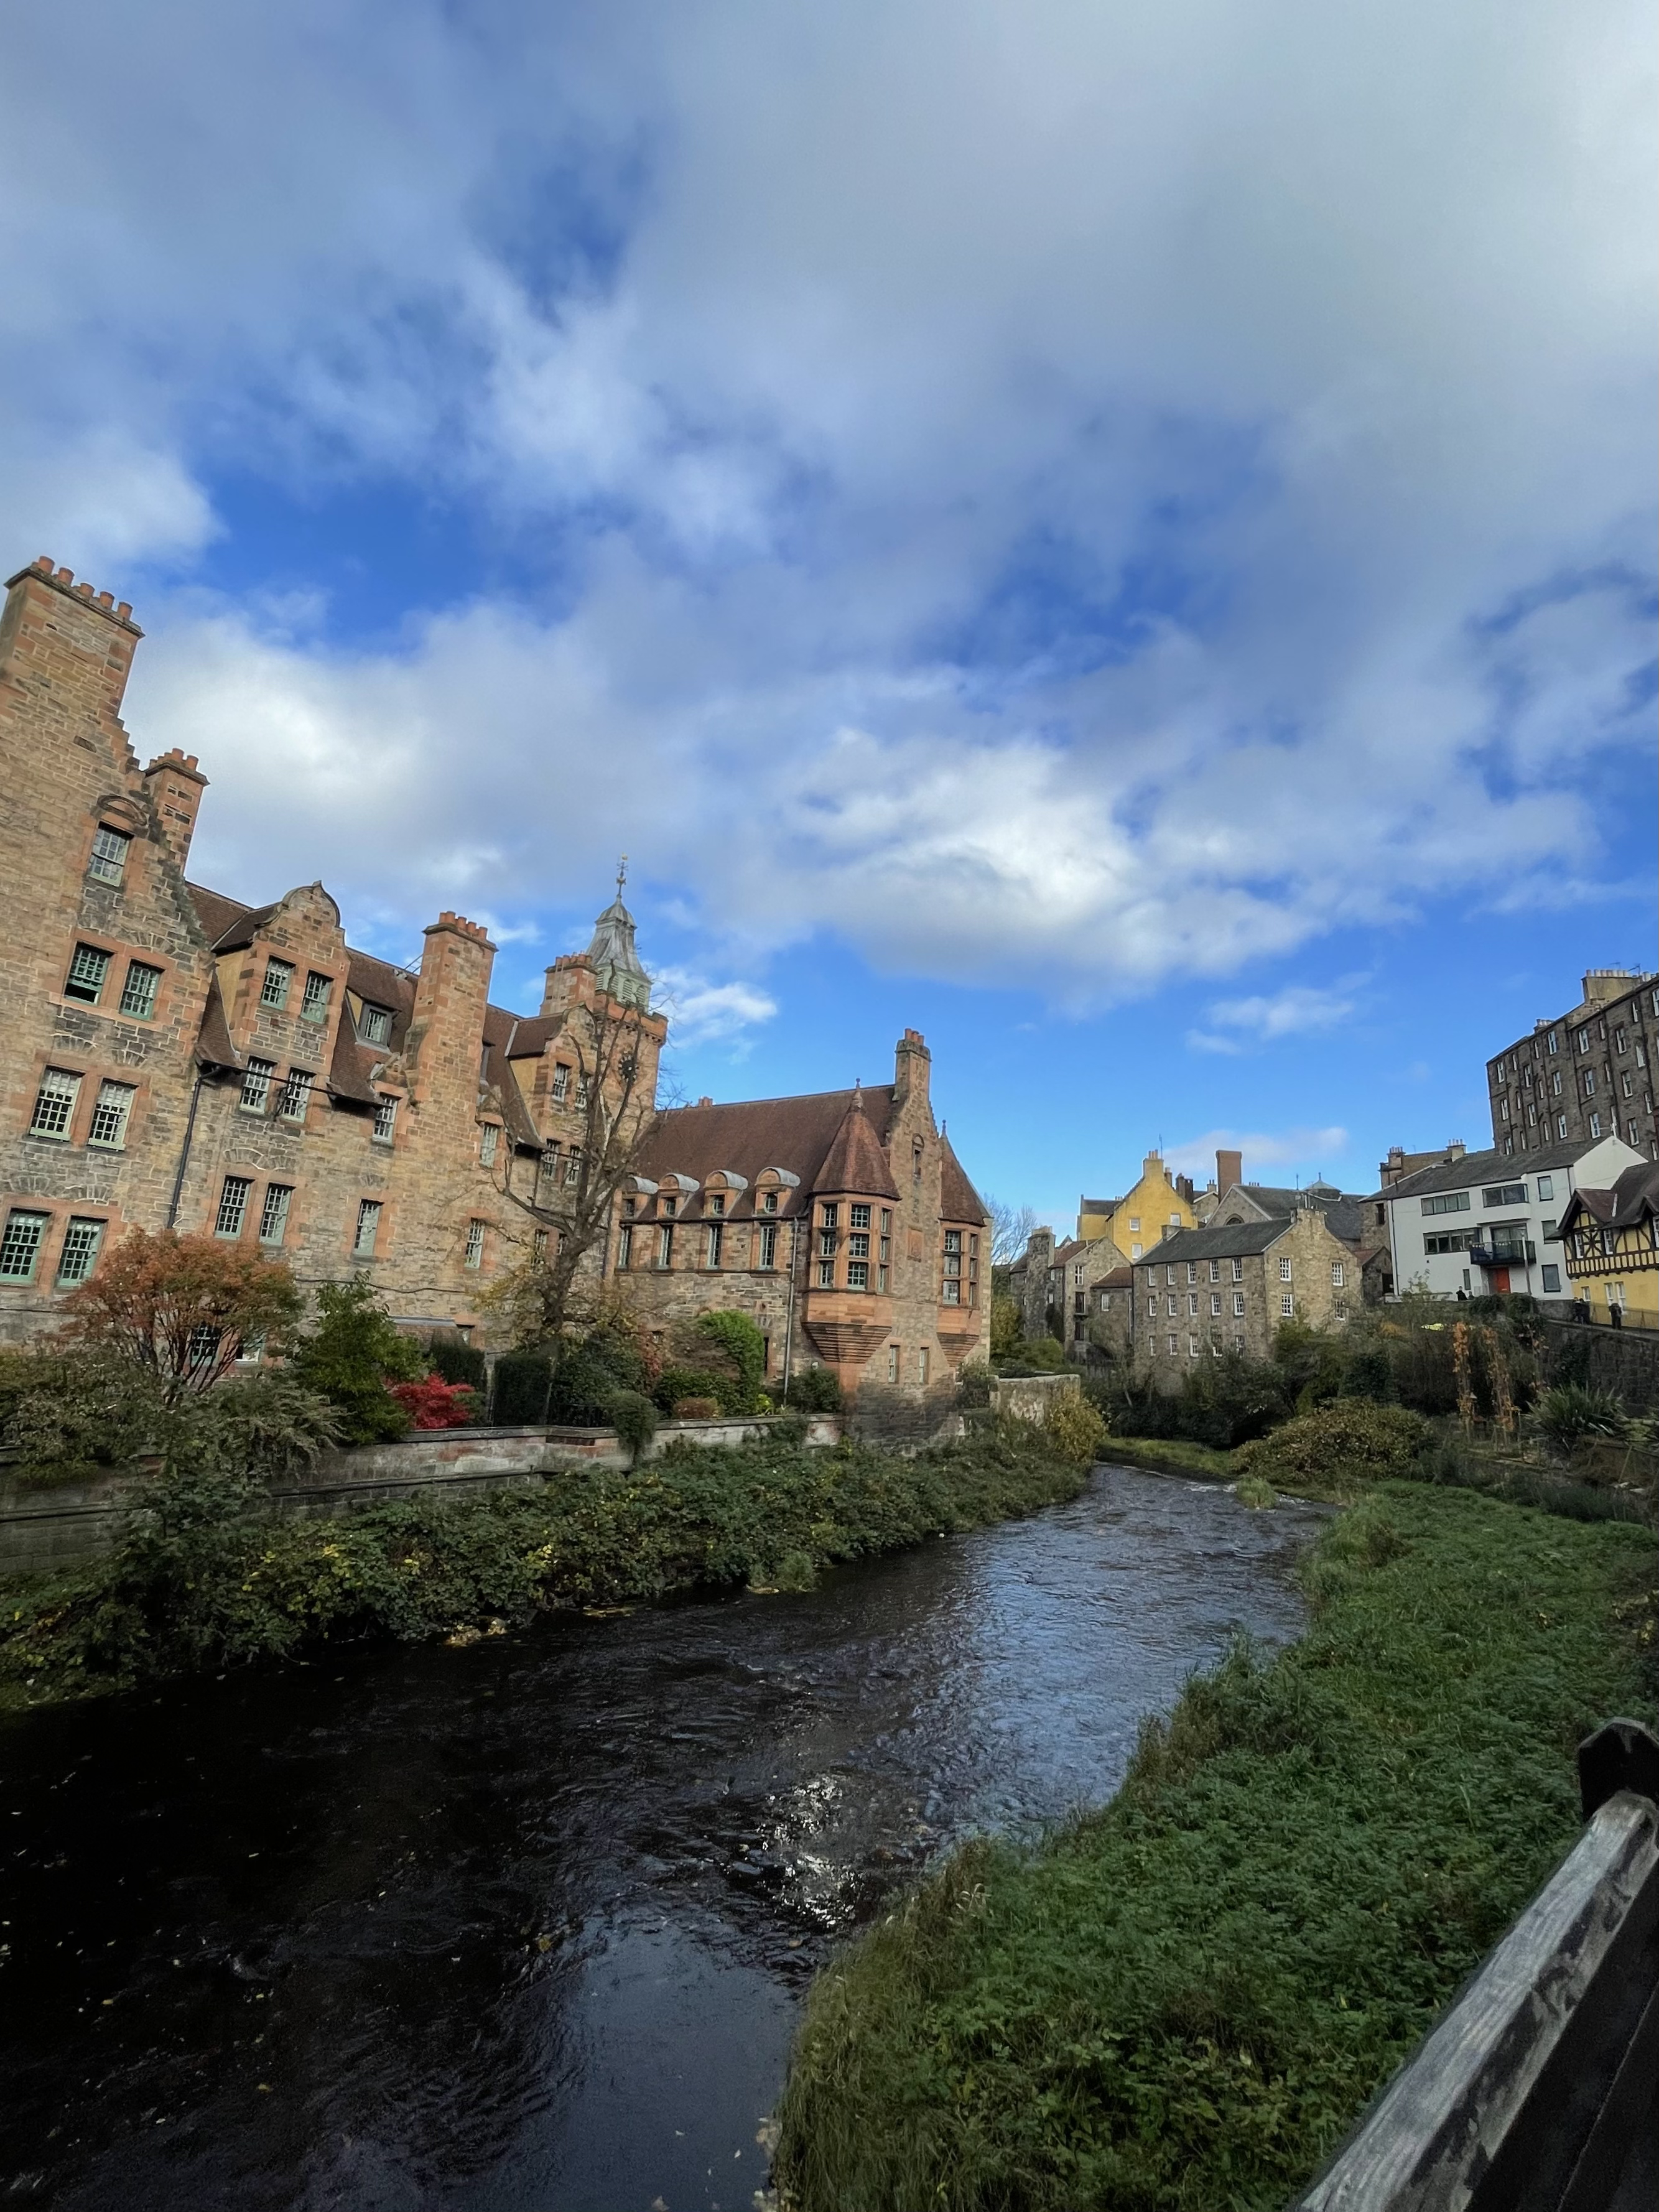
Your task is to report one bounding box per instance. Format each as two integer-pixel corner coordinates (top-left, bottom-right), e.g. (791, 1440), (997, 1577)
(0, 1467), (1324, 2211)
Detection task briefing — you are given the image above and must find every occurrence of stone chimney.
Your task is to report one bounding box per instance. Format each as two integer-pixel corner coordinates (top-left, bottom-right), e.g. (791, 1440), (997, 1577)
(893, 1028), (931, 1110)
(1217, 1148), (1242, 1194)
(142, 748), (208, 871)
(1, 557), (142, 742)
(1583, 969), (1639, 1008)
(406, 911), (496, 1112)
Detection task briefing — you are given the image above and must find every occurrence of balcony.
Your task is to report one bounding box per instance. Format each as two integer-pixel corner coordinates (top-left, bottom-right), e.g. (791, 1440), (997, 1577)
(1468, 1233), (1535, 1270)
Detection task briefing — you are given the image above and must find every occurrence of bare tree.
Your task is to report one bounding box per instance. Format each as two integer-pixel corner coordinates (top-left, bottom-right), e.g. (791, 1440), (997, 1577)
(985, 1194), (1041, 1270)
(482, 1000), (669, 1344)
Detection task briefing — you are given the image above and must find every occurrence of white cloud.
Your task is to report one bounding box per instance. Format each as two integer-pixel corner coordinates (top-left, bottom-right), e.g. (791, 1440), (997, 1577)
(1164, 1126), (1352, 1181)
(1187, 981), (1361, 1053)
(1, 0), (1652, 998)
(651, 967), (779, 1053)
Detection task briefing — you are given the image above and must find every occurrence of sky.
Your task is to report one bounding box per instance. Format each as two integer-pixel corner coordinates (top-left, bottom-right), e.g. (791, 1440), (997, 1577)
(2, 0), (1654, 1229)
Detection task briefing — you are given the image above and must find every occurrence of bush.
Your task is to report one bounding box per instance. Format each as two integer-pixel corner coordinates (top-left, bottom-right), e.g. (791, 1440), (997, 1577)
(786, 1365), (843, 1412)
(695, 1309), (769, 1412)
(426, 1335), (487, 1390)
(389, 1377), (478, 1430)
(958, 1360), (993, 1408)
(0, 1349), (167, 1485)
(1101, 1352), (1289, 1450)
(608, 1390), (659, 1464)
(996, 1335), (1066, 1376)
(1536, 1383), (1628, 1458)
(1235, 1400), (1429, 1497)
(490, 1350), (552, 1424)
(1044, 1393), (1107, 1466)
(654, 1364), (729, 1415)
(58, 1227), (302, 1398)
(289, 1279), (423, 1443)
(672, 1396), (722, 1420)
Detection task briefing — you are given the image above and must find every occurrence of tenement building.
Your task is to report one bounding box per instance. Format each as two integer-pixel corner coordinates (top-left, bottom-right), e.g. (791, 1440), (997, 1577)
(0, 554), (990, 1412)
(1134, 1202), (1357, 1381)
(1485, 969), (1659, 1164)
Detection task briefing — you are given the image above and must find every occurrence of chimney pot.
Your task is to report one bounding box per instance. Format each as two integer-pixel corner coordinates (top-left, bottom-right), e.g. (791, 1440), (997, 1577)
(34, 554), (52, 571)
(96, 591), (113, 608)
(56, 567), (73, 583)
(116, 602), (131, 619)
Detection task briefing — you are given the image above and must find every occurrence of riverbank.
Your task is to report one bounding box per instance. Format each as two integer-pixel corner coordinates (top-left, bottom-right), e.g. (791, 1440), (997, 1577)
(1098, 1434), (1239, 1481)
(0, 1424), (1089, 1714)
(773, 1482), (1659, 2211)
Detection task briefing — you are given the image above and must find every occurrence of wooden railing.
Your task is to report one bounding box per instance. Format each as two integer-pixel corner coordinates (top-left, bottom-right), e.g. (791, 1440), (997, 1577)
(1296, 1719), (1659, 2211)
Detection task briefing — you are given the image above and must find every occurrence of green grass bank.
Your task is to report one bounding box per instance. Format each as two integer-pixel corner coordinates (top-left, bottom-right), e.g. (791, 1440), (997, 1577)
(774, 1484), (1659, 2212)
(0, 1424), (1088, 1712)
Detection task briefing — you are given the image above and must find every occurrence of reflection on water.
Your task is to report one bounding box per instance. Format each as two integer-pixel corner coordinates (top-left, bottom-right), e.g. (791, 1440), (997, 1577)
(0, 1467), (1323, 2211)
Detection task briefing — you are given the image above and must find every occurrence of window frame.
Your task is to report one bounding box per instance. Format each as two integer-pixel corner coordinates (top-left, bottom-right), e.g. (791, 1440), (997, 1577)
(215, 1176), (253, 1238)
(260, 957), (294, 1010)
(354, 1199), (383, 1257)
(29, 1068), (81, 1141)
(463, 1219), (486, 1270)
(0, 1209), (52, 1282)
(86, 1079), (136, 1150)
(118, 960), (163, 1020)
(259, 1183), (294, 1246)
(63, 942), (113, 1004)
(55, 1216), (106, 1288)
(88, 825), (132, 886)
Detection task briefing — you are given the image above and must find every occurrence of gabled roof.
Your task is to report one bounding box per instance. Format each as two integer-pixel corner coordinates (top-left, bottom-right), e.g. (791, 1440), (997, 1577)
(1559, 1163), (1659, 1233)
(816, 1092), (900, 1199)
(940, 1132), (988, 1225)
(1100, 1265), (1133, 1288)
(634, 1086), (899, 1217)
(1137, 1220), (1291, 1263)
(1368, 1136), (1611, 1202)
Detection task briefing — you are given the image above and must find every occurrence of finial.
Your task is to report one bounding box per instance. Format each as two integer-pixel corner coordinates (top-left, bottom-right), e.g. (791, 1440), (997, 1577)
(616, 854), (628, 894)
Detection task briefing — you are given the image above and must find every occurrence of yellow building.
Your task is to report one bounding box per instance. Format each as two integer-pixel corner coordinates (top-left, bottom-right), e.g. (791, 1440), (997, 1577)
(1558, 1163), (1659, 1329)
(1076, 1151), (1198, 1262)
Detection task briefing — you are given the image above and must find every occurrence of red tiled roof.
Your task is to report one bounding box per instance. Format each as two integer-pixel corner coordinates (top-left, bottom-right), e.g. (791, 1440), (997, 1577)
(816, 1093), (900, 1200)
(637, 1087), (899, 1216)
(939, 1131), (987, 1225)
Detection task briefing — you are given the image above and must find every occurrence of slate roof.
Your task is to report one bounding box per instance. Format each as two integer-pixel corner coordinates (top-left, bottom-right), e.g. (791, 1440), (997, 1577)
(816, 1094), (901, 1201)
(1212, 1182), (1368, 1247)
(1367, 1138), (1607, 1203)
(634, 1087), (900, 1217)
(939, 1133), (988, 1225)
(1135, 1220), (1290, 1264)
(1559, 1163), (1659, 1232)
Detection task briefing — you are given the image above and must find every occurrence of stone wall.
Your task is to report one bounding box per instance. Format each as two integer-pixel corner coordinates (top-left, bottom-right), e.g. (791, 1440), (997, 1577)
(0, 1412), (847, 1574)
(990, 1372), (1080, 1424)
(1543, 1319), (1659, 1412)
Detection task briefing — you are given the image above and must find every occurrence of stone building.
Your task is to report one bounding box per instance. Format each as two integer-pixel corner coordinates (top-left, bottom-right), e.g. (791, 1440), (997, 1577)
(1133, 1203), (1359, 1382)
(1485, 969), (1659, 1164)
(617, 1041), (991, 1426)
(0, 553), (989, 1418)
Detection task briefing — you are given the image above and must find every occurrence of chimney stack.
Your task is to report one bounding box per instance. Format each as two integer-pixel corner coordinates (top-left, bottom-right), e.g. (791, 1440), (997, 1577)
(893, 1028), (931, 1109)
(142, 749), (208, 872)
(1217, 1148), (1242, 1194)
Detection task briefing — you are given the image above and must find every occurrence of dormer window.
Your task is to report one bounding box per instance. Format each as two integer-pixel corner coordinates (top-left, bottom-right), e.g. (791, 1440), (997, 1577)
(261, 959), (294, 1010)
(358, 1003), (393, 1046)
(710, 1194), (725, 1216)
(662, 1196), (677, 1218)
(88, 825), (131, 886)
(300, 972), (332, 1023)
(763, 1191), (779, 1214)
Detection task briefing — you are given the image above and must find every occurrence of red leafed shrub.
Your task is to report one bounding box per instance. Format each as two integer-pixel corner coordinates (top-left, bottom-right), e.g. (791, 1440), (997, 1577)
(389, 1375), (478, 1430)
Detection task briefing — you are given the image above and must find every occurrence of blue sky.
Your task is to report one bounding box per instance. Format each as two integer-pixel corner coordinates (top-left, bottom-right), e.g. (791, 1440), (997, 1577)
(3, 0), (1654, 1227)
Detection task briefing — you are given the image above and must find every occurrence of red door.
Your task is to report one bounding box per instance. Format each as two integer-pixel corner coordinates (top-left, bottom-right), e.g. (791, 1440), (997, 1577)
(1490, 1268), (1510, 1294)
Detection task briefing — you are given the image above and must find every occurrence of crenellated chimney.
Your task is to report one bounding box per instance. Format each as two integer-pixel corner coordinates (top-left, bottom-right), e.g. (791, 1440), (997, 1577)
(1, 557), (143, 745)
(142, 748), (208, 871)
(406, 911), (497, 1113)
(892, 1027), (931, 1111)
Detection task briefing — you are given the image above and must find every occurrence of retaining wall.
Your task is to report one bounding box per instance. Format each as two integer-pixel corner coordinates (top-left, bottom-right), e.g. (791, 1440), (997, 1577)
(990, 1373), (1080, 1423)
(1543, 1319), (1659, 1412)
(0, 1413), (845, 1577)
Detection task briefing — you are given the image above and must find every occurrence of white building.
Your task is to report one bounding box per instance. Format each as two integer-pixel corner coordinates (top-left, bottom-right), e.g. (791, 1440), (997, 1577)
(1369, 1134), (1646, 1303)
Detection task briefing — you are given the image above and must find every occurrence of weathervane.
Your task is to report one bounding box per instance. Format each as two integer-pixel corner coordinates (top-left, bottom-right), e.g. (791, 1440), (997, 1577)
(616, 854), (629, 893)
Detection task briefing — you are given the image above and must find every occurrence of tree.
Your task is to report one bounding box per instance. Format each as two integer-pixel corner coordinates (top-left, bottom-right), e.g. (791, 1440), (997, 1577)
(985, 1196), (1040, 1270)
(289, 1278), (425, 1444)
(482, 998), (666, 1345)
(58, 1229), (301, 1401)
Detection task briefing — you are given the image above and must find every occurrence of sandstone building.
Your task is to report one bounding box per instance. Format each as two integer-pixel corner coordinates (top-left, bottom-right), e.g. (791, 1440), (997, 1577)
(0, 554), (990, 1411)
(1134, 1203), (1359, 1379)
(1485, 969), (1659, 1164)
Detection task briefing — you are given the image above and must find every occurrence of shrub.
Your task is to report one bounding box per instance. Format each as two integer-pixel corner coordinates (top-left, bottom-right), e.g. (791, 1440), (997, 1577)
(608, 1389), (659, 1464)
(289, 1278), (423, 1444)
(0, 1349), (167, 1485)
(1044, 1393), (1108, 1466)
(58, 1227), (302, 1398)
(990, 1296), (1023, 1359)
(426, 1335), (487, 1390)
(654, 1363), (729, 1414)
(695, 1309), (769, 1412)
(998, 1334), (1066, 1375)
(162, 1371), (342, 1479)
(490, 1350), (551, 1423)
(672, 1396), (722, 1420)
(957, 1360), (993, 1408)
(388, 1377), (478, 1430)
(786, 1365), (843, 1412)
(1102, 1352), (1289, 1450)
(1235, 1400), (1430, 1497)
(1536, 1383), (1628, 1458)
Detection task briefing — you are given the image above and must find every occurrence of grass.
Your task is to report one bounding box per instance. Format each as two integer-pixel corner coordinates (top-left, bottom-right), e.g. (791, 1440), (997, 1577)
(773, 1483), (1658, 2211)
(1097, 1434), (1240, 1481)
(0, 1424), (1089, 1711)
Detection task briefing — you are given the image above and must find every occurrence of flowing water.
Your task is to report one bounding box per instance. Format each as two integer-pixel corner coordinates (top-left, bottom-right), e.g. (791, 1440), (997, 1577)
(1, 1467), (1325, 2211)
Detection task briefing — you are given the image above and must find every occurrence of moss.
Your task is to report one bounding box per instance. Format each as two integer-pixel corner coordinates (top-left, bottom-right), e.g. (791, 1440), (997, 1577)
(774, 1484), (1657, 2212)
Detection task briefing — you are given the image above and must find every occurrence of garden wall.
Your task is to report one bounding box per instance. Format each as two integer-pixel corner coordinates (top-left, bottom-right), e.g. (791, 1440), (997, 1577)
(1543, 1319), (1659, 1413)
(990, 1373), (1079, 1424)
(0, 1413), (845, 1576)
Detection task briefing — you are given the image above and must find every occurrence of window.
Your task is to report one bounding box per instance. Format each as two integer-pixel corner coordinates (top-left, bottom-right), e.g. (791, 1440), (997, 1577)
(1331, 1262), (1345, 1289)
(355, 1199), (382, 1257)
(1232, 1291), (1245, 1317)
(917, 1348), (929, 1385)
(63, 943), (111, 1003)
(705, 1222), (723, 1268)
(1231, 1258), (1243, 1283)
(942, 1228), (962, 1303)
(463, 1220), (486, 1269)
(56, 1217), (105, 1287)
(186, 1324), (222, 1372)
(759, 1222), (778, 1270)
(358, 1002), (393, 1046)
(0, 1211), (50, 1281)
(658, 1224), (674, 1268)
(1208, 1260), (1220, 1283)
(119, 962), (162, 1020)
(1551, 1069), (1563, 1095)
(1548, 1029), (1559, 1053)
(1128, 1215), (1141, 1234)
(241, 1057), (275, 1112)
(1278, 1256), (1292, 1280)
(88, 825), (131, 885)
(531, 1229), (549, 1266)
(300, 971), (332, 1024)
(1541, 1263), (1561, 1293)
(29, 1068), (81, 1139)
(1526, 1104), (1536, 1126)
(707, 1192), (725, 1217)
(1424, 1232), (1472, 1255)
(661, 1193), (676, 1217)
(1186, 1263), (1198, 1285)
(850, 1232), (870, 1259)
(216, 1176), (253, 1237)
(1503, 1136), (1513, 1157)
(617, 1222), (633, 1269)
(820, 1202), (839, 1229)
(817, 1257), (835, 1289)
(261, 958), (294, 1010)
(87, 1080), (136, 1149)
(1234, 1336), (1246, 1354)
(1422, 1192), (1471, 1215)
(851, 1203), (871, 1230)
(1131, 1244), (1142, 1259)
(1589, 1112), (1602, 1138)
(1542, 1219), (1558, 1242)
(1281, 1293), (1294, 1317)
(1165, 1294), (1177, 1317)
(259, 1184), (293, 1245)
(277, 1068), (314, 1122)
(1333, 1301), (1349, 1321)
(763, 1190), (779, 1214)
(1166, 1265), (1177, 1286)
(1615, 1026), (1629, 1054)
(1482, 1183), (1527, 1207)
(888, 1345), (900, 1383)
(1187, 1292), (1199, 1316)
(1210, 1293), (1222, 1316)
(1557, 1113), (1569, 1138)
(1167, 1334), (1178, 1356)
(373, 1095), (397, 1143)
(848, 1260), (869, 1290)
(968, 1233), (978, 1302)
(479, 1123), (500, 1168)
(913, 1139), (923, 1183)
(1149, 1336), (1158, 1360)
(1576, 1027), (1591, 1054)
(551, 1064), (570, 1104)
(1499, 1097), (1509, 1122)
(1582, 1070), (1596, 1097)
